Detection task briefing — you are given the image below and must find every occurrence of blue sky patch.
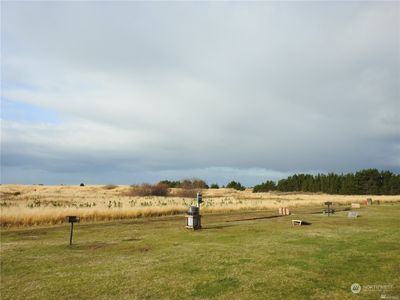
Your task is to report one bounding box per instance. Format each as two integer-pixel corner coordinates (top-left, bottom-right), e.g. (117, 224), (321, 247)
(1, 98), (61, 124)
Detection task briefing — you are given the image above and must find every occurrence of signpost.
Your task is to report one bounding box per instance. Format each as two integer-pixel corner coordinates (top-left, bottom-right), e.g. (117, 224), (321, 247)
(65, 216), (80, 246)
(324, 202), (333, 216)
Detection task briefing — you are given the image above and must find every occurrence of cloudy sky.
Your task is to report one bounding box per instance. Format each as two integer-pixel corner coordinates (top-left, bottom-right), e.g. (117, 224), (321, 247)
(1, 1), (399, 186)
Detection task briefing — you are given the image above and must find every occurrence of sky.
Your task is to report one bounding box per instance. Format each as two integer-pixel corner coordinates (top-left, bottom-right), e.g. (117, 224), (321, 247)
(1, 1), (399, 186)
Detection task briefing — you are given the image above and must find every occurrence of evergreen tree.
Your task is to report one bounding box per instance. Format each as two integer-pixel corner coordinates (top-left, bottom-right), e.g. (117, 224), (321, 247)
(253, 169), (399, 195)
(253, 180), (276, 192)
(226, 181), (246, 191)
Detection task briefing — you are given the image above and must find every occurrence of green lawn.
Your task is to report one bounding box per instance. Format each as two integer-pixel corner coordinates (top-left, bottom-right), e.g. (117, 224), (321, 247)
(1, 205), (399, 299)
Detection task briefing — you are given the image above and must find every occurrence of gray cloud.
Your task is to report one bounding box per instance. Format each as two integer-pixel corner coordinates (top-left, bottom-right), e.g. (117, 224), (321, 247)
(1, 1), (399, 185)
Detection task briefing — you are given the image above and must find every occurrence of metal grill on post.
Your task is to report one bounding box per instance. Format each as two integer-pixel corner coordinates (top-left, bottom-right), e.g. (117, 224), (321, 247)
(323, 202), (334, 216)
(65, 216), (80, 245)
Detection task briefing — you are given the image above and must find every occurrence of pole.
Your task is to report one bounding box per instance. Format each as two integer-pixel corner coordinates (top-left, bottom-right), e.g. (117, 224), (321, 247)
(70, 222), (74, 246)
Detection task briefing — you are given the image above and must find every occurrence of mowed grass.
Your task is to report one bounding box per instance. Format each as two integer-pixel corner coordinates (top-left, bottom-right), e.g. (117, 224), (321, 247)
(1, 205), (399, 299)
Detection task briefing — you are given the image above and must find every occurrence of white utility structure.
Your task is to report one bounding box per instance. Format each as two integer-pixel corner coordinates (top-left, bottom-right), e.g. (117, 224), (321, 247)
(185, 192), (203, 230)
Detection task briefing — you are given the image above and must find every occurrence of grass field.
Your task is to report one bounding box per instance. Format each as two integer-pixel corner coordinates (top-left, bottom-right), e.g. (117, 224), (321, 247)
(1, 204), (399, 299)
(1, 184), (399, 227)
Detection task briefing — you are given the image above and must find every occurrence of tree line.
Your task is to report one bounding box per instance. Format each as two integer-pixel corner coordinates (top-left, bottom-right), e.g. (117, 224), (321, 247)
(253, 169), (400, 195)
(159, 179), (244, 190)
(158, 169), (399, 195)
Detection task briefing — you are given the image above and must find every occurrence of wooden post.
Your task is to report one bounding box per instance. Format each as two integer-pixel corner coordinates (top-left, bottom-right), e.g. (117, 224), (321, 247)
(70, 222), (74, 246)
(324, 202), (332, 216)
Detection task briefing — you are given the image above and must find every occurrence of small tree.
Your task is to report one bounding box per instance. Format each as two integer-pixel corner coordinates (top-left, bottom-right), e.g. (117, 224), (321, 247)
(127, 183), (169, 196)
(179, 178), (208, 189)
(159, 180), (180, 188)
(226, 181), (246, 191)
(210, 183), (219, 189)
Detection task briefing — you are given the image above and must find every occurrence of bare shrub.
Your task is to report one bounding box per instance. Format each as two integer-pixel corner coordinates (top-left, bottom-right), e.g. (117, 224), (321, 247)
(125, 183), (169, 197)
(151, 183), (170, 196)
(129, 184), (152, 196)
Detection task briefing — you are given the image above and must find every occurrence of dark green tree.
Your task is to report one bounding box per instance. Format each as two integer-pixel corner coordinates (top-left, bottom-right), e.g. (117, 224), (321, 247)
(226, 181), (246, 191)
(253, 169), (399, 195)
(253, 180), (276, 192)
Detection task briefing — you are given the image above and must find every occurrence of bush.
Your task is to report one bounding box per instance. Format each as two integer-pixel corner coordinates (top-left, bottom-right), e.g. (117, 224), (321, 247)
(151, 183), (170, 196)
(179, 178), (209, 189)
(158, 178), (209, 189)
(126, 183), (169, 197)
(210, 183), (219, 189)
(226, 181), (246, 191)
(159, 180), (180, 188)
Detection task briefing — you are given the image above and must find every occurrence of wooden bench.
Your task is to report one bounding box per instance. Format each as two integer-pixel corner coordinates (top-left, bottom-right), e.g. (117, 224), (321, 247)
(292, 220), (302, 226)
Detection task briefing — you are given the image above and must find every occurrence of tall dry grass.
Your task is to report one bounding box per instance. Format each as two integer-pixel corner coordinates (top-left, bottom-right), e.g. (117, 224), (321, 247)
(1, 184), (399, 227)
(0, 206), (186, 227)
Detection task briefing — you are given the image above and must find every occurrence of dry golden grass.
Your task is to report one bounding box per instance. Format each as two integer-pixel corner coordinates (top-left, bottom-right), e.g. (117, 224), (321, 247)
(1, 184), (399, 227)
(0, 206), (186, 227)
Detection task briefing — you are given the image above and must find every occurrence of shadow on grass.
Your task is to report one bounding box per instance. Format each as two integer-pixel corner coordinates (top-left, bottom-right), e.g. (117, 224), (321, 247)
(202, 224), (236, 230)
(300, 221), (312, 225)
(66, 242), (112, 250)
(226, 215), (281, 222)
